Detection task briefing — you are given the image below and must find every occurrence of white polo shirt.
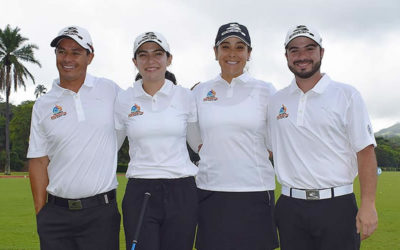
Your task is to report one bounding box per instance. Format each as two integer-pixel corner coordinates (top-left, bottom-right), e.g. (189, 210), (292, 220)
(267, 74), (376, 189)
(191, 72), (276, 192)
(27, 74), (121, 199)
(114, 79), (198, 179)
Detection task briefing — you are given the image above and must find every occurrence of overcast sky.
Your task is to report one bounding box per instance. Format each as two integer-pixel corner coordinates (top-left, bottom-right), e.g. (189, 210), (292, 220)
(1, 0), (399, 131)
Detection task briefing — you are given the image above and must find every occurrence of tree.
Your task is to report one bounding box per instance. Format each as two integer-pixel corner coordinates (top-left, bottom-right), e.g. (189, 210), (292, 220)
(375, 137), (400, 170)
(9, 101), (34, 171)
(34, 84), (47, 98)
(0, 24), (41, 174)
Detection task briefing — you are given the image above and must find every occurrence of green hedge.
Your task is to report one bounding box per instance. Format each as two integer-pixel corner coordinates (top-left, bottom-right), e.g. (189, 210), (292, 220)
(117, 163), (128, 173)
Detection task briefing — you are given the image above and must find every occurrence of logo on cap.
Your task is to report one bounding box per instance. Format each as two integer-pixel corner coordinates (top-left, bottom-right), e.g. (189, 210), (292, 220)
(277, 104), (289, 120)
(62, 27), (83, 40)
(51, 105), (67, 120)
(203, 89), (218, 102)
(137, 32), (162, 46)
(221, 23), (246, 37)
(128, 104), (144, 117)
(289, 25), (315, 40)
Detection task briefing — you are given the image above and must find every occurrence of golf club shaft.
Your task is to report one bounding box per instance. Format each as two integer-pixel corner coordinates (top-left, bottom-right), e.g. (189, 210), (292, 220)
(131, 192), (151, 250)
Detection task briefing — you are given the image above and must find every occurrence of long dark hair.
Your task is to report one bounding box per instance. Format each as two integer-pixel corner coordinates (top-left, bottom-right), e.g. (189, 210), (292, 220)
(135, 70), (177, 85)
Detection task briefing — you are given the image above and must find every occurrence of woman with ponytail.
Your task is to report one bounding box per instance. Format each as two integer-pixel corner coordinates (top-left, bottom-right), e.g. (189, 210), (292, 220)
(114, 32), (198, 250)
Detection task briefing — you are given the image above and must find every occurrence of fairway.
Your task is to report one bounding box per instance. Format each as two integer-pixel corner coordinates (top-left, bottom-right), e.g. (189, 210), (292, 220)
(1, 172), (399, 250)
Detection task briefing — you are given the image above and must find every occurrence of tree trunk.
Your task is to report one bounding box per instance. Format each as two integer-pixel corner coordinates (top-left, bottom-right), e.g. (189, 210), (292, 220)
(4, 65), (11, 175)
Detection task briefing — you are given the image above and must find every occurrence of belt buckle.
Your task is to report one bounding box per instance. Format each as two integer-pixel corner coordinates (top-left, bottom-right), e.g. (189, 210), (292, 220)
(305, 190), (320, 200)
(68, 200), (83, 210)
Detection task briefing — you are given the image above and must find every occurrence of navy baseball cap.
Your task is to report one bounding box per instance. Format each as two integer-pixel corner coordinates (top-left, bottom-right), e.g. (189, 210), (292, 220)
(215, 22), (251, 47)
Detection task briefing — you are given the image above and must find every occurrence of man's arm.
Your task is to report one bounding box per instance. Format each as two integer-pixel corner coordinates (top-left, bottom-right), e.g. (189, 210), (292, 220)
(356, 144), (378, 240)
(29, 156), (50, 214)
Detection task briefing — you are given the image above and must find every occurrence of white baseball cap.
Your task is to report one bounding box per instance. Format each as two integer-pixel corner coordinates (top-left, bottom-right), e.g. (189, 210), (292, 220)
(51, 26), (94, 53)
(284, 25), (322, 48)
(133, 32), (170, 56)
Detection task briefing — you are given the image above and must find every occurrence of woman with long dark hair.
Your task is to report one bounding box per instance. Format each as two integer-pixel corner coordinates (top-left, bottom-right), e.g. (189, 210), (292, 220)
(115, 32), (198, 250)
(188, 22), (279, 250)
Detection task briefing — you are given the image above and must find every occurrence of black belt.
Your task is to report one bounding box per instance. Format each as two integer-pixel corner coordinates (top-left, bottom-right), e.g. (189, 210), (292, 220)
(47, 189), (116, 210)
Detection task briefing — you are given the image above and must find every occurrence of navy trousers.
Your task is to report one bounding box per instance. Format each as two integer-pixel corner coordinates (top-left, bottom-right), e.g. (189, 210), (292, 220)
(123, 177), (198, 250)
(36, 194), (120, 250)
(275, 194), (360, 250)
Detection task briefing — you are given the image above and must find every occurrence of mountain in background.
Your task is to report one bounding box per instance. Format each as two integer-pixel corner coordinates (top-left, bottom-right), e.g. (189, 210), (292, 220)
(375, 123), (400, 138)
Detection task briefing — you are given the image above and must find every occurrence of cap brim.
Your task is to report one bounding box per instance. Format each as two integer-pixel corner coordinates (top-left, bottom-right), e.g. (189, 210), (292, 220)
(285, 35), (322, 48)
(50, 35), (94, 53)
(50, 35), (70, 47)
(134, 40), (170, 54)
(216, 35), (250, 47)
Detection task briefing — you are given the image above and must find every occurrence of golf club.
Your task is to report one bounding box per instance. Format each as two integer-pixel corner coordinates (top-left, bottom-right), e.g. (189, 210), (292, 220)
(131, 192), (151, 250)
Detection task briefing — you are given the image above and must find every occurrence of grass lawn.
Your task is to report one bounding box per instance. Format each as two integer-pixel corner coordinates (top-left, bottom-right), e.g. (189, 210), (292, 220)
(0, 172), (399, 250)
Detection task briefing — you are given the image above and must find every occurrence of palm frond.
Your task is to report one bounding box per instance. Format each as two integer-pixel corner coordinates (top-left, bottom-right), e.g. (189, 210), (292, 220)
(0, 24), (40, 93)
(13, 44), (41, 67)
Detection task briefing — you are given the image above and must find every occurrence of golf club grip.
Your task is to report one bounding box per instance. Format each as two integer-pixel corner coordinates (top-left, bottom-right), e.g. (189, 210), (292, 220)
(131, 192), (151, 250)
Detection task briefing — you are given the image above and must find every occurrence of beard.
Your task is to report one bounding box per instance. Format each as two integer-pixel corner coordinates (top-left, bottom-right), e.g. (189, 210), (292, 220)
(288, 58), (322, 79)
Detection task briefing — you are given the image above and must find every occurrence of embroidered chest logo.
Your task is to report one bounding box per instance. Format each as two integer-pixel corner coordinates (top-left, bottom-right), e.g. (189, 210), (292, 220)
(128, 104), (144, 117)
(276, 104), (289, 120)
(203, 89), (218, 101)
(51, 105), (67, 120)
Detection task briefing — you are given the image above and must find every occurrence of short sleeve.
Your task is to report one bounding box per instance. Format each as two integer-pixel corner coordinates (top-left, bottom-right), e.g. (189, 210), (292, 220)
(260, 81), (276, 151)
(187, 90), (197, 123)
(265, 100), (273, 151)
(114, 93), (126, 131)
(345, 91), (377, 152)
(27, 102), (48, 158)
(112, 81), (123, 103)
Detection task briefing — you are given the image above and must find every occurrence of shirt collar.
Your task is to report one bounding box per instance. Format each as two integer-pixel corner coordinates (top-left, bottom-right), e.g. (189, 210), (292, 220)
(50, 73), (95, 98)
(215, 71), (252, 85)
(133, 79), (174, 98)
(311, 74), (330, 94)
(289, 73), (330, 94)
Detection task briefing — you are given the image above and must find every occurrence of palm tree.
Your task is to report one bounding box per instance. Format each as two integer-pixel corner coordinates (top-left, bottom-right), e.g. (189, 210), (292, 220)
(34, 84), (47, 98)
(0, 24), (41, 175)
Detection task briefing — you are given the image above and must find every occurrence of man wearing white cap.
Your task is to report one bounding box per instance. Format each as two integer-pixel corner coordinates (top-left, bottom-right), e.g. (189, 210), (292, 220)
(28, 26), (121, 250)
(267, 25), (378, 250)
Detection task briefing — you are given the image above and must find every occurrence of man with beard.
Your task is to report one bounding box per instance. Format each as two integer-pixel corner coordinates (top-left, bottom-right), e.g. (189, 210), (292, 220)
(267, 25), (378, 250)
